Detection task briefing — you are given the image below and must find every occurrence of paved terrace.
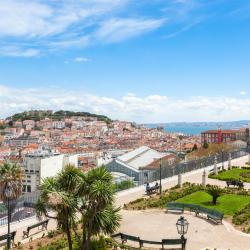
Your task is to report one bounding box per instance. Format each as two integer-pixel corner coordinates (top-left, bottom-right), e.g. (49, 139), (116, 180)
(0, 155), (250, 250)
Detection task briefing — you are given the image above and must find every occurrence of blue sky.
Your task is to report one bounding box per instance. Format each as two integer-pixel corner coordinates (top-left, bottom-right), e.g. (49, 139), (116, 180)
(0, 0), (250, 123)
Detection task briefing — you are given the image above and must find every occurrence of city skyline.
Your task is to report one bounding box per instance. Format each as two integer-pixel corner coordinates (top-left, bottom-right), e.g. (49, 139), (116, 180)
(1, 0), (250, 122)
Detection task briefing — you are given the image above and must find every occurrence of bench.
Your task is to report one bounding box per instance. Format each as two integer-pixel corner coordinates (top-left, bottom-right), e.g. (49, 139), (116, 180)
(197, 206), (210, 216)
(112, 233), (186, 249)
(140, 239), (162, 247)
(120, 233), (143, 248)
(23, 219), (49, 238)
(194, 206), (223, 224)
(162, 238), (186, 249)
(166, 202), (224, 224)
(181, 203), (200, 215)
(166, 202), (184, 213)
(146, 185), (160, 195)
(226, 180), (244, 188)
(0, 231), (16, 246)
(206, 210), (223, 224)
(140, 239), (185, 249)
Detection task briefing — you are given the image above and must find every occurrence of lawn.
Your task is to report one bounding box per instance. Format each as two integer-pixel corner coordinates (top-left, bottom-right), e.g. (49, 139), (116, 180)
(209, 168), (250, 183)
(176, 191), (250, 216)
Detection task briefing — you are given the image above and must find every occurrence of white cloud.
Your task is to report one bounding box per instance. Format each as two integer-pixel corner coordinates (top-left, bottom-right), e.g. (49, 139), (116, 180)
(0, 0), (126, 38)
(1, 84), (250, 123)
(0, 0), (201, 57)
(240, 91), (246, 96)
(0, 0), (52, 37)
(95, 18), (166, 42)
(2, 0), (244, 57)
(0, 0), (167, 56)
(0, 46), (40, 57)
(73, 57), (91, 62)
(64, 56), (91, 64)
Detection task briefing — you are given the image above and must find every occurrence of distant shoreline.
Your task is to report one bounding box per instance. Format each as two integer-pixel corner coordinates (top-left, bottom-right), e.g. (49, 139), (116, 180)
(144, 121), (250, 135)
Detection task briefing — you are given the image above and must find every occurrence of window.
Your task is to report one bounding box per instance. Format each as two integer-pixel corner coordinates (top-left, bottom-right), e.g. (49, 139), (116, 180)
(27, 185), (31, 193)
(22, 185), (26, 192)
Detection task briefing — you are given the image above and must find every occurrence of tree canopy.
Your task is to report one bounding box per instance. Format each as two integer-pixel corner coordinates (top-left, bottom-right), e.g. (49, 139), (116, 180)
(36, 165), (120, 250)
(0, 161), (23, 202)
(7, 110), (112, 124)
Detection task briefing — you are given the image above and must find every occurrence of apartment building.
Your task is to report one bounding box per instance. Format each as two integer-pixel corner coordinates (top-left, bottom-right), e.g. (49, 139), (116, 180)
(201, 129), (247, 144)
(6, 136), (39, 147)
(23, 120), (35, 130)
(22, 149), (78, 193)
(0, 147), (11, 159)
(52, 121), (66, 129)
(36, 119), (53, 129)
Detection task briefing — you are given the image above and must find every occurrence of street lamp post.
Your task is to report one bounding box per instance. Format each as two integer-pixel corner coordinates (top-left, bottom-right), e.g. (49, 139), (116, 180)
(144, 171), (149, 183)
(4, 183), (13, 250)
(176, 216), (189, 250)
(159, 158), (162, 196)
(221, 150), (224, 171)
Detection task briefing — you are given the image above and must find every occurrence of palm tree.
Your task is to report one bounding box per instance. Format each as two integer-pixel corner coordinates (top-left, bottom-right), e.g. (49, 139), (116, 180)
(77, 166), (121, 250)
(36, 165), (81, 250)
(206, 185), (223, 205)
(36, 165), (120, 250)
(0, 161), (23, 202)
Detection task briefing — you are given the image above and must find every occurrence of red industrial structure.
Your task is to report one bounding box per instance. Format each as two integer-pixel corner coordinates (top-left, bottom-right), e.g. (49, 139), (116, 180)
(201, 129), (247, 144)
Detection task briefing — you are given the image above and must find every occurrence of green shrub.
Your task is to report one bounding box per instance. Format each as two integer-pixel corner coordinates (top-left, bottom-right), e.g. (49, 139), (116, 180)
(114, 180), (135, 192)
(233, 203), (250, 225)
(90, 236), (109, 250)
(209, 168), (250, 183)
(47, 230), (57, 238)
(126, 183), (204, 209)
(237, 190), (249, 196)
(240, 172), (250, 179)
(129, 198), (144, 204)
(170, 184), (180, 190)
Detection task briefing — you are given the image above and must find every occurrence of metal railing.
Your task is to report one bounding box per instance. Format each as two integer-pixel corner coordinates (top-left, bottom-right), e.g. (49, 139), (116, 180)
(0, 191), (40, 226)
(138, 148), (249, 185)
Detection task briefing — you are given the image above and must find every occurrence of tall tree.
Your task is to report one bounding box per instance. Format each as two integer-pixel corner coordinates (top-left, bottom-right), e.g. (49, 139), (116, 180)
(77, 167), (121, 250)
(36, 165), (120, 250)
(36, 165), (81, 250)
(0, 161), (23, 202)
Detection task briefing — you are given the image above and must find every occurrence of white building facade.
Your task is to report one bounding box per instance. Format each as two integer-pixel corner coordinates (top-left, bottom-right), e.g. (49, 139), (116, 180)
(22, 150), (78, 193)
